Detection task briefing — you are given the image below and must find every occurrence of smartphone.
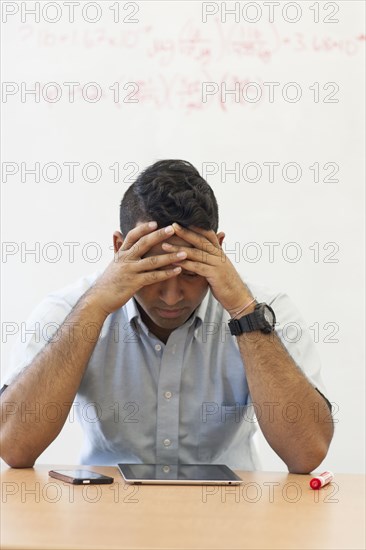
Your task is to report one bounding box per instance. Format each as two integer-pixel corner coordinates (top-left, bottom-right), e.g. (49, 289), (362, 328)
(49, 469), (114, 484)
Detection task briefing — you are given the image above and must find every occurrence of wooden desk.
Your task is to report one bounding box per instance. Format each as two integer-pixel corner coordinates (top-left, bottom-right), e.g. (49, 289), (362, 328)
(1, 465), (364, 549)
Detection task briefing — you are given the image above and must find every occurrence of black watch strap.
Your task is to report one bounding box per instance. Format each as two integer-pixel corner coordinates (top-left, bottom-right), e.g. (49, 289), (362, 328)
(228, 303), (276, 336)
(229, 313), (262, 335)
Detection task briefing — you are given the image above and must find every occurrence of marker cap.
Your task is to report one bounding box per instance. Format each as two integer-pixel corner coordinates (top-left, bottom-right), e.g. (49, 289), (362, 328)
(310, 478), (322, 489)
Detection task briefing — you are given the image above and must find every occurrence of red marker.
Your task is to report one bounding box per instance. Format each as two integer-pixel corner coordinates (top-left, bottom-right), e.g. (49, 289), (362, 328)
(310, 471), (334, 490)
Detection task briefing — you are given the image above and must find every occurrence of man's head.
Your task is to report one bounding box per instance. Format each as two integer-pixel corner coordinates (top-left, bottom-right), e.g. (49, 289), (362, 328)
(114, 159), (223, 341)
(119, 159), (219, 235)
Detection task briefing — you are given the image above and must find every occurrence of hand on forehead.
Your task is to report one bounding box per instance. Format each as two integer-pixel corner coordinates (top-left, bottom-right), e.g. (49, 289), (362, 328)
(142, 223), (219, 258)
(169, 225), (214, 243)
(140, 228), (190, 259)
(172, 223), (222, 249)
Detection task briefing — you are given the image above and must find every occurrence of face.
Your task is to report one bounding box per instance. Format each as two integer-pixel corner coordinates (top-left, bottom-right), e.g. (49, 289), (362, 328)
(113, 223), (219, 342)
(133, 232), (209, 341)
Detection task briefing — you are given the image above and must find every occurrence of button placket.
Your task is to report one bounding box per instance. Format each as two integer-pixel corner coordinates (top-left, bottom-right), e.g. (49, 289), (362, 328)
(155, 329), (186, 463)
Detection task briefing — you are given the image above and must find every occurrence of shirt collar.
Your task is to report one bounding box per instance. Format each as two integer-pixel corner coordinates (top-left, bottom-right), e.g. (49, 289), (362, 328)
(125, 290), (211, 336)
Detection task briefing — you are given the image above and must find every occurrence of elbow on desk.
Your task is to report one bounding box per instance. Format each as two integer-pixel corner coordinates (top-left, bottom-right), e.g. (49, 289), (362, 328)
(287, 459), (323, 475)
(1, 451), (36, 469)
(0, 439), (37, 468)
(287, 464), (314, 475)
(286, 445), (330, 475)
(4, 457), (36, 469)
(285, 424), (334, 475)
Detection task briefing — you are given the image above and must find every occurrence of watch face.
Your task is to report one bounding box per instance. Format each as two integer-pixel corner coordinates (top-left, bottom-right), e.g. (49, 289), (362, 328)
(263, 306), (275, 326)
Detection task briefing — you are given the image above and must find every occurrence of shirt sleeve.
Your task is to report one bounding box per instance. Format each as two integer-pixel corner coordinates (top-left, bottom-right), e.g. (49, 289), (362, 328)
(1, 297), (73, 389)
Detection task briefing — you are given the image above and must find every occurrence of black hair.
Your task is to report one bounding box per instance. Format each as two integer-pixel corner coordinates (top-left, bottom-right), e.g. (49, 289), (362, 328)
(119, 159), (219, 235)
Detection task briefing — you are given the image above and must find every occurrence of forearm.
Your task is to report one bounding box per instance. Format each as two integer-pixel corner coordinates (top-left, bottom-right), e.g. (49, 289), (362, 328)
(0, 290), (108, 468)
(236, 330), (334, 473)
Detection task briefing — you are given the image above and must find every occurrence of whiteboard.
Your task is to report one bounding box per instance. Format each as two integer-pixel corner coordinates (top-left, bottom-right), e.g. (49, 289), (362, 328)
(1, 0), (365, 473)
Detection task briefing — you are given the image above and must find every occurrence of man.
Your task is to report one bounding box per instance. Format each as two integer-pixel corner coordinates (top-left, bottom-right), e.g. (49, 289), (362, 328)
(0, 159), (333, 472)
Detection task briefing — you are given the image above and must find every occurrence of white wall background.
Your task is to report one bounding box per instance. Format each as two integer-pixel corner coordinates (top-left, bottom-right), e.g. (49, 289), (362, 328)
(1, 1), (365, 473)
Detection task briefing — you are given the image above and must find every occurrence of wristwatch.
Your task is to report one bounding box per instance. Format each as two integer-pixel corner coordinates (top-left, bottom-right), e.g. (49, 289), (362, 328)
(228, 303), (276, 336)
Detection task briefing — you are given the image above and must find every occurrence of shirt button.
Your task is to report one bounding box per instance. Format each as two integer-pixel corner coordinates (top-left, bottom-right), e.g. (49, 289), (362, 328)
(155, 344), (162, 352)
(164, 391), (172, 400)
(162, 465), (170, 473)
(163, 438), (171, 447)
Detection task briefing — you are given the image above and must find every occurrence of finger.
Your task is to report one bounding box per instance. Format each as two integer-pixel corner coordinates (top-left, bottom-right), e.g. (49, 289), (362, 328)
(137, 266), (182, 287)
(136, 250), (187, 272)
(125, 225), (176, 260)
(172, 258), (210, 277)
(193, 226), (223, 249)
(161, 242), (224, 264)
(120, 221), (159, 252)
(172, 223), (220, 251)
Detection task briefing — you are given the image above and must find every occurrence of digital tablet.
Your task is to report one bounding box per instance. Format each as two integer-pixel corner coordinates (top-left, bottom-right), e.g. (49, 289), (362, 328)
(117, 463), (243, 485)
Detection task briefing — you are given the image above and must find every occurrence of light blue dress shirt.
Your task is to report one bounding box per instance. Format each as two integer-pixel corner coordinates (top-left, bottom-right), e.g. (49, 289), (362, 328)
(3, 270), (329, 470)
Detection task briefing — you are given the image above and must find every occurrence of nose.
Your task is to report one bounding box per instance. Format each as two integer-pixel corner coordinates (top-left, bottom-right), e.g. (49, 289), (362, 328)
(159, 276), (184, 306)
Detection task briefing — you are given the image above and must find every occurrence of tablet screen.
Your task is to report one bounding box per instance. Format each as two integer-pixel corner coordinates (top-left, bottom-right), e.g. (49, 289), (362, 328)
(118, 463), (243, 484)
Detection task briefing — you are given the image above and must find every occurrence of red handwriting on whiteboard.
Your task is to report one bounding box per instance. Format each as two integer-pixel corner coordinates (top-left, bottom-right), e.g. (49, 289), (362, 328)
(17, 20), (363, 65)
